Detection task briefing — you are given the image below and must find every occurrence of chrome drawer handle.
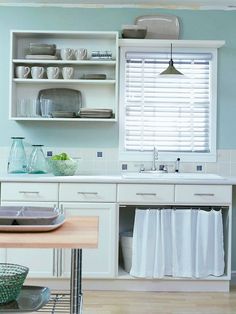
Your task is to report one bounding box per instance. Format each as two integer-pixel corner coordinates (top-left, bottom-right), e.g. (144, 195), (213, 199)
(136, 192), (157, 196)
(77, 192), (98, 195)
(19, 191), (40, 194)
(194, 193), (215, 196)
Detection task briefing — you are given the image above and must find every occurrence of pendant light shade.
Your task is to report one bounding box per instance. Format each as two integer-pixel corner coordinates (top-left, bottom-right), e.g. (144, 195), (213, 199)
(160, 44), (184, 76)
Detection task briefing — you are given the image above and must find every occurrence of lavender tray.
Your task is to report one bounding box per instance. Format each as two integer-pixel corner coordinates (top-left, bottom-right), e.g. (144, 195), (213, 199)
(0, 206), (60, 225)
(0, 214), (65, 232)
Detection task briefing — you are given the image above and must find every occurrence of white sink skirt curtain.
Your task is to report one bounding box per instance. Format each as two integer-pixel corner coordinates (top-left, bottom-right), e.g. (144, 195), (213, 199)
(130, 208), (224, 278)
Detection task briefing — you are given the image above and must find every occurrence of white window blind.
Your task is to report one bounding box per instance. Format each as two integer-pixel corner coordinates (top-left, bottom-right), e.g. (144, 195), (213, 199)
(123, 51), (213, 153)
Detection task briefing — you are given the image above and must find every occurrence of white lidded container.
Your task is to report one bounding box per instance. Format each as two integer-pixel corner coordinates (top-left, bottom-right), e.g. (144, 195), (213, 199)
(120, 231), (133, 273)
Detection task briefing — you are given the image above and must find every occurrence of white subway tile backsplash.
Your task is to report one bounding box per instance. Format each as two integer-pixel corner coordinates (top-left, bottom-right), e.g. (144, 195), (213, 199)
(230, 150), (236, 163)
(205, 162), (218, 174)
(217, 162), (231, 176)
(0, 147), (234, 176)
(230, 163), (236, 176)
(217, 149), (231, 162)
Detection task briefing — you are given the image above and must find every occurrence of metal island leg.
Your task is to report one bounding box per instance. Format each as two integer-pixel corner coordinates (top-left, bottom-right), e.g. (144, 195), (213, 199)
(70, 249), (83, 314)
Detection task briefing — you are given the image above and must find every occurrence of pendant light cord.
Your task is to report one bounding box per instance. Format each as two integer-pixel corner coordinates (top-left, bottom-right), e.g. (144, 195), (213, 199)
(170, 43), (174, 66)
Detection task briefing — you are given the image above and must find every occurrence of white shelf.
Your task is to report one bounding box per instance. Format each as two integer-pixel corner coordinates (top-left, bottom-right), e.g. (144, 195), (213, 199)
(13, 59), (116, 65)
(119, 39), (225, 48)
(13, 79), (116, 84)
(11, 117), (117, 122)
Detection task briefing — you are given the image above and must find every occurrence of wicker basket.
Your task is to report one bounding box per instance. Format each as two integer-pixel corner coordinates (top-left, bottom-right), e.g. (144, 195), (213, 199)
(0, 263), (29, 304)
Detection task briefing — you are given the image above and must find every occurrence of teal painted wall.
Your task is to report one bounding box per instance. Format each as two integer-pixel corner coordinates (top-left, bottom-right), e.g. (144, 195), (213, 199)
(1, 7), (236, 270)
(0, 7), (236, 148)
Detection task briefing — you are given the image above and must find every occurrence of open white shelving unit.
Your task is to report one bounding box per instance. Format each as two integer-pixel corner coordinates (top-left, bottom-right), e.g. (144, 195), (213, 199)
(10, 30), (119, 122)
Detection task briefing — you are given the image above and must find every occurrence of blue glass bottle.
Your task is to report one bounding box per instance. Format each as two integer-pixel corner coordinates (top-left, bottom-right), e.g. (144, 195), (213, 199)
(7, 137), (27, 173)
(28, 145), (47, 174)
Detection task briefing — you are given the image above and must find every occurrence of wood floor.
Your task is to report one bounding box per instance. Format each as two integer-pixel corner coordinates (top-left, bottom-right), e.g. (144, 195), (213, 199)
(82, 287), (236, 314)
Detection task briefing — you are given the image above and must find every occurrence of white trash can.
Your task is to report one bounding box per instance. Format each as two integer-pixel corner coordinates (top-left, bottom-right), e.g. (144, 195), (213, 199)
(120, 231), (133, 273)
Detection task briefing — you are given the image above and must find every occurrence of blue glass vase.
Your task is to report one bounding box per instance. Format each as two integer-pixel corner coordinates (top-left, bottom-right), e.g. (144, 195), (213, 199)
(7, 137), (27, 173)
(28, 145), (47, 174)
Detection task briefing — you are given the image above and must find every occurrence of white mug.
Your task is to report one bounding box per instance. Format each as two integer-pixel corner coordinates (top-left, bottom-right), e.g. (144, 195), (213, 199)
(62, 67), (74, 79)
(16, 66), (30, 79)
(75, 48), (87, 60)
(60, 48), (74, 60)
(31, 66), (44, 79)
(47, 67), (60, 79)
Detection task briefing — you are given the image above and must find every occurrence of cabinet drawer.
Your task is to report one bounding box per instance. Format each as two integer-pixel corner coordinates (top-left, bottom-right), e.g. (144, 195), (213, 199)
(59, 183), (116, 202)
(175, 185), (232, 204)
(117, 184), (174, 203)
(1, 183), (58, 202)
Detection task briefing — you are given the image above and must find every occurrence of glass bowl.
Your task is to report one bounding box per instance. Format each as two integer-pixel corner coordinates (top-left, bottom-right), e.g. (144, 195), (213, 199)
(48, 159), (78, 176)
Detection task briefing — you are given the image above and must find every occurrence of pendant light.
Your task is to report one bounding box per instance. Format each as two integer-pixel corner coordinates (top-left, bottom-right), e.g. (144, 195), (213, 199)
(159, 43), (184, 76)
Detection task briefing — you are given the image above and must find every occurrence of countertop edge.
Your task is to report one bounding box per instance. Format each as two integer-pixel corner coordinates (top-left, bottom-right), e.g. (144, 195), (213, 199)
(0, 174), (235, 185)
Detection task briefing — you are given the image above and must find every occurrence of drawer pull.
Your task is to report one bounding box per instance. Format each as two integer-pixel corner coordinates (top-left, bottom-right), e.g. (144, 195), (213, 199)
(136, 192), (157, 196)
(19, 191), (40, 194)
(194, 193), (215, 196)
(77, 192), (98, 195)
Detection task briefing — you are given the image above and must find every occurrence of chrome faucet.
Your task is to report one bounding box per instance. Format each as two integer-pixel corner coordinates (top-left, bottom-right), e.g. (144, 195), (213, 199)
(151, 147), (158, 171)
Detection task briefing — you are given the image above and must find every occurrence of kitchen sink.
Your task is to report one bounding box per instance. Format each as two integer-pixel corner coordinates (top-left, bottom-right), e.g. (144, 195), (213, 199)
(122, 172), (225, 180)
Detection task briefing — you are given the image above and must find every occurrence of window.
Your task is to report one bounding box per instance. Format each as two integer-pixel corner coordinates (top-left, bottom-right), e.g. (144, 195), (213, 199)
(119, 46), (218, 162)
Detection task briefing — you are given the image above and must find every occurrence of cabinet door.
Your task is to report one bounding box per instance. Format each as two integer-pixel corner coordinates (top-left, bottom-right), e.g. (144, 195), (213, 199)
(1, 201), (57, 278)
(61, 202), (116, 278)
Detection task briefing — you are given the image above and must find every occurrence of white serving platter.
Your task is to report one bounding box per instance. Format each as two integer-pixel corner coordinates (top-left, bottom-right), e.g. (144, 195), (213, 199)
(135, 14), (180, 39)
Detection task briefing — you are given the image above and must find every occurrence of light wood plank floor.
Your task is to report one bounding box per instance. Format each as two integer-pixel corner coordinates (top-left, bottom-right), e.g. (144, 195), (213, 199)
(82, 287), (236, 314)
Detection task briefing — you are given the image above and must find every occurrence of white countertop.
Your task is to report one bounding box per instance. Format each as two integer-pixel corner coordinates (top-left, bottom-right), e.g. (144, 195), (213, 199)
(0, 173), (235, 185)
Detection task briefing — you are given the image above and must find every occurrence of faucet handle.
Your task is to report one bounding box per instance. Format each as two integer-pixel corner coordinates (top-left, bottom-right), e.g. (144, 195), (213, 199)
(139, 163), (145, 172)
(159, 164), (168, 172)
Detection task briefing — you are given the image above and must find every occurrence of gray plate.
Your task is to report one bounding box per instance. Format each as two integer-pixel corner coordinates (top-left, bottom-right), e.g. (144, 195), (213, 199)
(0, 286), (51, 312)
(82, 74), (107, 80)
(38, 88), (82, 117)
(29, 43), (56, 55)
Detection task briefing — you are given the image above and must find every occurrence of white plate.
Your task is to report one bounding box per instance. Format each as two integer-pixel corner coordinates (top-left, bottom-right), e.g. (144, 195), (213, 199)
(0, 214), (65, 232)
(25, 54), (58, 60)
(135, 14), (180, 39)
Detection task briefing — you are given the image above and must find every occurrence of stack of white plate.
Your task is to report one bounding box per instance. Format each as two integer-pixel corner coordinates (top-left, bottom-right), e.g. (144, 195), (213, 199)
(25, 43), (57, 60)
(79, 108), (113, 118)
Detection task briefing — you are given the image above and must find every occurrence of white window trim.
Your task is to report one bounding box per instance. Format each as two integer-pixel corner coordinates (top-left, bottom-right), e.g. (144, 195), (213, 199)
(119, 42), (223, 163)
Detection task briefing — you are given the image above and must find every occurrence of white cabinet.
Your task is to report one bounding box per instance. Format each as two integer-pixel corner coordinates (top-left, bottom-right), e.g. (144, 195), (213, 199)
(0, 182), (59, 278)
(59, 182), (117, 278)
(59, 183), (116, 202)
(117, 184), (174, 204)
(10, 31), (118, 121)
(60, 202), (116, 278)
(175, 184), (232, 204)
(1, 182), (58, 202)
